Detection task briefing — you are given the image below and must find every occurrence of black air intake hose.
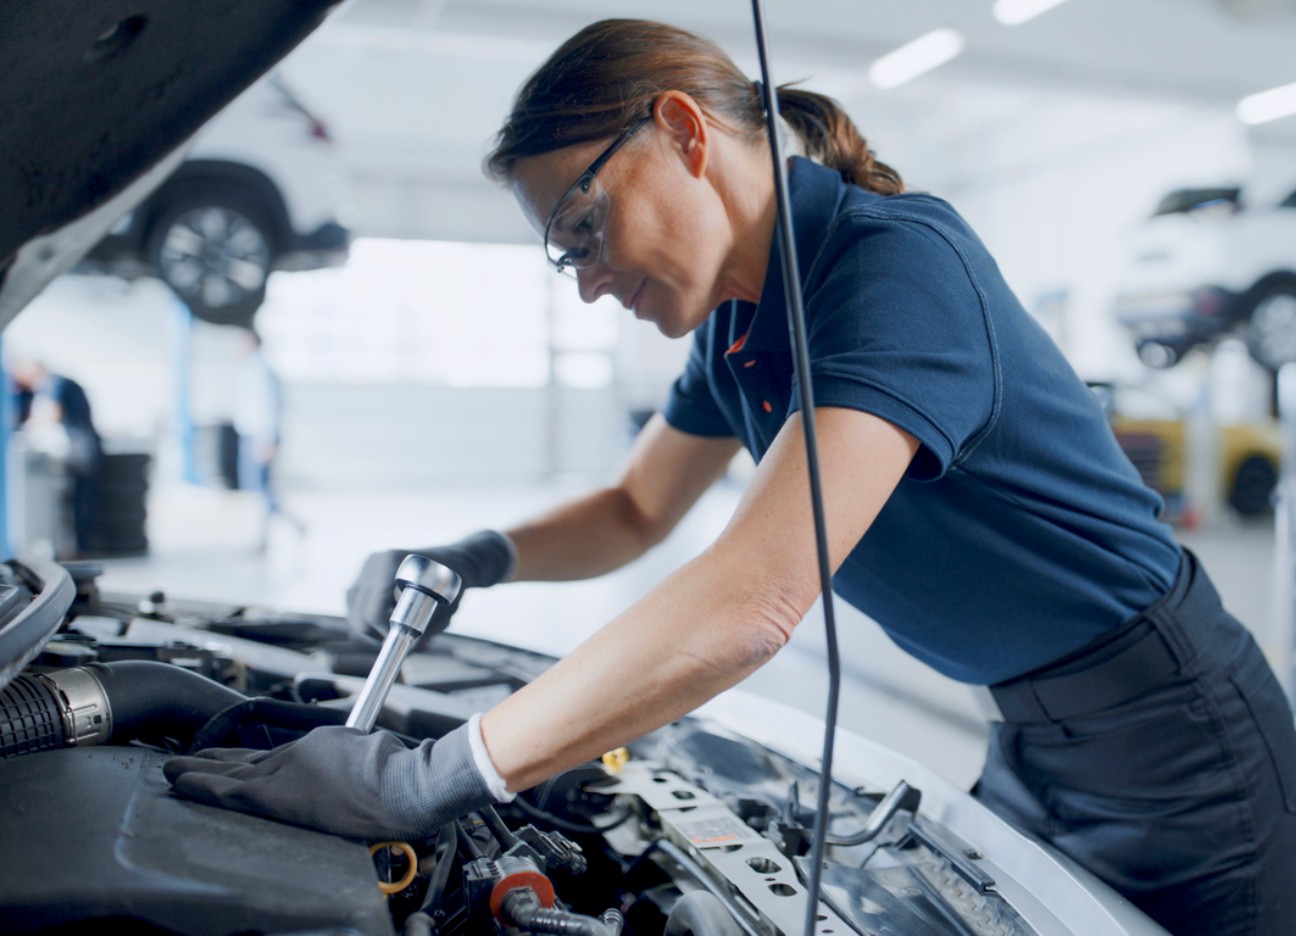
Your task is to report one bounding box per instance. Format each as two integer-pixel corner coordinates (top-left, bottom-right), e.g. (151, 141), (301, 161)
(0, 661), (246, 758)
(90, 661), (247, 743)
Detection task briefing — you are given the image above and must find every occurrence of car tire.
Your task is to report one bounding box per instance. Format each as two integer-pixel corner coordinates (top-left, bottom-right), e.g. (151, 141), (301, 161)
(1136, 340), (1182, 369)
(146, 187), (276, 327)
(1227, 454), (1277, 517)
(1244, 284), (1296, 372)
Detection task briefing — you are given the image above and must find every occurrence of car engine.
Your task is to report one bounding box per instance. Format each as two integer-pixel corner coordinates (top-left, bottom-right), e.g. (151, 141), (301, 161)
(0, 557), (1098, 935)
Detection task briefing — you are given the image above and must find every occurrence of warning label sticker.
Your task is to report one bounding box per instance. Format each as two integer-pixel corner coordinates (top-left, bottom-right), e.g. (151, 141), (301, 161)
(672, 814), (760, 847)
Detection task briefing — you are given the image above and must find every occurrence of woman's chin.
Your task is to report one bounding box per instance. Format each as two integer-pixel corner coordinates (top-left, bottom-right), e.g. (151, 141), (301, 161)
(653, 313), (695, 340)
(649, 300), (712, 339)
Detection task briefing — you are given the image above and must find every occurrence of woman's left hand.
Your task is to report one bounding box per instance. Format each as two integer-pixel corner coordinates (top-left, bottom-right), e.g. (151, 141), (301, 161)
(164, 723), (495, 841)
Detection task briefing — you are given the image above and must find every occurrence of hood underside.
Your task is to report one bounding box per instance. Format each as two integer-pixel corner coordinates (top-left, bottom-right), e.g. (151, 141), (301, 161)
(0, 0), (341, 328)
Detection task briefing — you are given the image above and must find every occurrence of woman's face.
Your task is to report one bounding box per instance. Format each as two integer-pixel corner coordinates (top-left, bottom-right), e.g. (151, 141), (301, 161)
(511, 99), (739, 339)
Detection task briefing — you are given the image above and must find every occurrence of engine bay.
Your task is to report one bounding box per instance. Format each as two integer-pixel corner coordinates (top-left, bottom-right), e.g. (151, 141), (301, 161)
(0, 558), (1086, 935)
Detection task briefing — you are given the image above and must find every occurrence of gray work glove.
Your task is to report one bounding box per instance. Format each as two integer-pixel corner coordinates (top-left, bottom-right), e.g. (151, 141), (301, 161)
(346, 530), (515, 642)
(163, 723), (495, 841)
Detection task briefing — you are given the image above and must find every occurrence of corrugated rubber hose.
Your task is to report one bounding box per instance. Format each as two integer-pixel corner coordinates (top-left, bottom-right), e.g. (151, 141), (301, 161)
(0, 660), (246, 757)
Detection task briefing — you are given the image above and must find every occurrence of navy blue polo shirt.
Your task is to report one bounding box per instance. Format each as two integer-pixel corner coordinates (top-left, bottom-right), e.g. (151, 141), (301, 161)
(663, 157), (1181, 684)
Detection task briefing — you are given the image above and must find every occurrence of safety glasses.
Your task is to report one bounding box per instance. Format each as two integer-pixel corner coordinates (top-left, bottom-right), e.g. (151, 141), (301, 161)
(543, 118), (649, 276)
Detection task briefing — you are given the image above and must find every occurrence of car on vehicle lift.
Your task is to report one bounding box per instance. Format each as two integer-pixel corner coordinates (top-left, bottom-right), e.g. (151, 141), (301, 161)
(0, 4), (1168, 934)
(77, 73), (352, 327)
(1113, 183), (1296, 372)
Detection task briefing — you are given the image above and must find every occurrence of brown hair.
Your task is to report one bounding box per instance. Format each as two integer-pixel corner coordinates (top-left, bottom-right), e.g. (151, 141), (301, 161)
(484, 19), (903, 195)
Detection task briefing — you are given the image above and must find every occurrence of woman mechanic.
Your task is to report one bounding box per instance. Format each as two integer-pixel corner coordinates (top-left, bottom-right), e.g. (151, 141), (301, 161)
(165, 19), (1296, 935)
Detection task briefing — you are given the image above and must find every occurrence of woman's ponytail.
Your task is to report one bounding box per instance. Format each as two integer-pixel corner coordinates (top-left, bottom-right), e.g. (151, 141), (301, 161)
(776, 87), (904, 195)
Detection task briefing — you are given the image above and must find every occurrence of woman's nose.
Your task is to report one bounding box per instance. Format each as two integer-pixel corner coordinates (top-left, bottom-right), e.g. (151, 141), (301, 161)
(576, 263), (614, 305)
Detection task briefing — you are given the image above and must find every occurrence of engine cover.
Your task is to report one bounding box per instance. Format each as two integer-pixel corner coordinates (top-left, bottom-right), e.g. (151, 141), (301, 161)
(0, 747), (394, 935)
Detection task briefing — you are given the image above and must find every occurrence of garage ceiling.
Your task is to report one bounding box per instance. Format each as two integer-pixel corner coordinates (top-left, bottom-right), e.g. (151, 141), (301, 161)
(272, 0), (1296, 237)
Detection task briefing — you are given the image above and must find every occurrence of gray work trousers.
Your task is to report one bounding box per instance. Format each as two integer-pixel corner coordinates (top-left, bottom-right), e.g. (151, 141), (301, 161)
(978, 550), (1296, 936)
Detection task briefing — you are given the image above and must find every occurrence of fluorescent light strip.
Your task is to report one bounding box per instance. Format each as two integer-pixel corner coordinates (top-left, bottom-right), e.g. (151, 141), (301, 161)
(1238, 81), (1296, 125)
(869, 29), (966, 90)
(993, 0), (1071, 26)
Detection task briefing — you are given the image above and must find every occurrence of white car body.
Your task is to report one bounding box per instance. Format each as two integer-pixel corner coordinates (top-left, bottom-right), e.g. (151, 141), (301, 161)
(1113, 186), (1296, 370)
(187, 75), (354, 264)
(85, 74), (354, 325)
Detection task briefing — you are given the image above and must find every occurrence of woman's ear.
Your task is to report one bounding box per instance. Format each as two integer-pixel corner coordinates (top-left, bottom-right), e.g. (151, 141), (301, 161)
(653, 91), (708, 179)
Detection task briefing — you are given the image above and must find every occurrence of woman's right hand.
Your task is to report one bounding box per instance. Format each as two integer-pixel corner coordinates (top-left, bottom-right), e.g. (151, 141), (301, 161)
(345, 531), (516, 642)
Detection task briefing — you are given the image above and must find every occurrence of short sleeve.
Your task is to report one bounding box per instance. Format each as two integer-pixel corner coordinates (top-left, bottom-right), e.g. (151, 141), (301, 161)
(791, 211), (998, 480)
(662, 324), (735, 438)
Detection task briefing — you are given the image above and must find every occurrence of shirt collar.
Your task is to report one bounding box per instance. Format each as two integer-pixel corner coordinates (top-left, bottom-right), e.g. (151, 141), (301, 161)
(737, 156), (847, 354)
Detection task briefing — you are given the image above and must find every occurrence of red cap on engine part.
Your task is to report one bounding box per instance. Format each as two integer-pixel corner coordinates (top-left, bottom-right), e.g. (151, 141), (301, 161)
(489, 872), (556, 922)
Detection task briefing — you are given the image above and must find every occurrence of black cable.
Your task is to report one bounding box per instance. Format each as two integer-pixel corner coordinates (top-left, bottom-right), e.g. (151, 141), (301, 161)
(418, 826), (456, 916)
(510, 794), (635, 836)
(479, 804), (520, 849)
(500, 888), (623, 936)
(748, 3), (842, 934)
(455, 819), (485, 860)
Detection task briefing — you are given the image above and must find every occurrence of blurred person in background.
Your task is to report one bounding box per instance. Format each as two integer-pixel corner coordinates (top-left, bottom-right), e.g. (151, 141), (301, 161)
(10, 358), (102, 555)
(233, 329), (303, 551)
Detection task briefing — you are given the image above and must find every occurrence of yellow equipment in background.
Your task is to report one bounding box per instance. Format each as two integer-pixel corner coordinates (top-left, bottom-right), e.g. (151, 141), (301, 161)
(1093, 383), (1281, 525)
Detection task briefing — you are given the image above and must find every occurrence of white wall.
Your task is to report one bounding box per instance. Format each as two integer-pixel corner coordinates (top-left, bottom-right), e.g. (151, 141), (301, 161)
(351, 175), (533, 244)
(5, 274), (631, 489)
(277, 382), (622, 488)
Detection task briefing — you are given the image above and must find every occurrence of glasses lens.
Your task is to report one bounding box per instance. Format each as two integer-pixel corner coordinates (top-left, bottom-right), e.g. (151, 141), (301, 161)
(544, 176), (610, 276)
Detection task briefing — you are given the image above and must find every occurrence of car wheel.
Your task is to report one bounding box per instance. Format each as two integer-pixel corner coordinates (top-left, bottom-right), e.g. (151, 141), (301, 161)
(147, 189), (276, 327)
(1227, 454), (1277, 517)
(1136, 340), (1182, 369)
(1244, 285), (1296, 372)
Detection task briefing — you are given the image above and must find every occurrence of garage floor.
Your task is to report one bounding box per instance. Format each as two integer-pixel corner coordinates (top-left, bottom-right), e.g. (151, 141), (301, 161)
(92, 479), (1289, 790)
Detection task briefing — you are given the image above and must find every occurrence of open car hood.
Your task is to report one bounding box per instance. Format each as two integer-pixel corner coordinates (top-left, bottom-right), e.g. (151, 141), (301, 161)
(0, 0), (341, 330)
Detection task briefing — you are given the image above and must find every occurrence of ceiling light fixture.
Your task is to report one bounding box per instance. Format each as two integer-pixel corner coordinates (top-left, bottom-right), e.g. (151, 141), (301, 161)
(1238, 81), (1296, 125)
(869, 29), (966, 89)
(993, 0), (1072, 26)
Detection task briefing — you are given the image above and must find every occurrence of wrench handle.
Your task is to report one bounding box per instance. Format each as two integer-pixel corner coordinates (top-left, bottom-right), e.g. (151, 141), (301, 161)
(346, 568), (449, 733)
(345, 623), (419, 732)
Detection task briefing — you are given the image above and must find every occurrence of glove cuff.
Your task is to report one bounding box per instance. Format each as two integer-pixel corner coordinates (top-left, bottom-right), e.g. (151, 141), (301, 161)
(495, 531), (520, 584)
(467, 712), (514, 802)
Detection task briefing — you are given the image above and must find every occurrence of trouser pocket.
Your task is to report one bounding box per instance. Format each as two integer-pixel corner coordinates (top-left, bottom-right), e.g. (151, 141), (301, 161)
(1228, 641), (1296, 814)
(972, 722), (1059, 841)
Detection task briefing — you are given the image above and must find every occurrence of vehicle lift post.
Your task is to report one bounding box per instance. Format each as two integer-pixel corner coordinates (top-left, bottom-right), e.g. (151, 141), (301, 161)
(171, 295), (199, 485)
(1274, 363), (1296, 705)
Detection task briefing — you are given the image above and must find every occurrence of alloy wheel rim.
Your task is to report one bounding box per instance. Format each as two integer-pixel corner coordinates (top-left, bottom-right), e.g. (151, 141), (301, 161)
(158, 206), (270, 309)
(1250, 293), (1296, 368)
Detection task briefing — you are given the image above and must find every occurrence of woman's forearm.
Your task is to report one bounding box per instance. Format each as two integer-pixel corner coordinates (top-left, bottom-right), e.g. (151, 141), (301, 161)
(505, 485), (663, 581)
(480, 544), (803, 792)
(506, 417), (742, 583)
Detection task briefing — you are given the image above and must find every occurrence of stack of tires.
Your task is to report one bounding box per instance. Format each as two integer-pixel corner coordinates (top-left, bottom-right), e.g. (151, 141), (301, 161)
(83, 453), (150, 556)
